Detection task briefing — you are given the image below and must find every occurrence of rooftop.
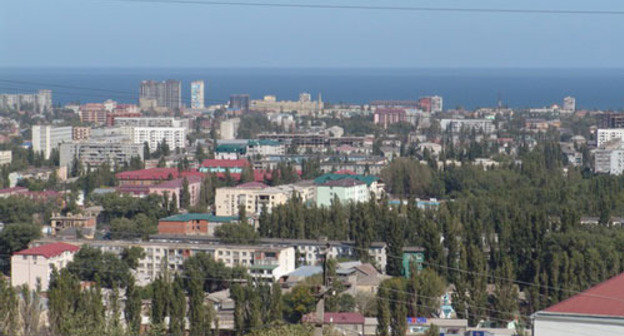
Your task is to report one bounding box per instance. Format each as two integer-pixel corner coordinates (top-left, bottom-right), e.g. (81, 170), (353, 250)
(201, 159), (249, 168)
(14, 242), (80, 259)
(541, 272), (624, 318)
(302, 312), (365, 325)
(116, 168), (203, 181)
(160, 213), (239, 223)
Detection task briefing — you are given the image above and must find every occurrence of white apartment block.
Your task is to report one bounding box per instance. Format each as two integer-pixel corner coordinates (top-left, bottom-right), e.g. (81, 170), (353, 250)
(11, 242), (80, 291)
(59, 141), (144, 171)
(595, 148), (624, 175)
(32, 125), (73, 160)
(32, 239), (295, 286)
(220, 118), (240, 140)
(0, 150), (12, 165)
(439, 119), (496, 134)
(0, 90), (52, 114)
(131, 126), (186, 151)
(215, 181), (316, 217)
(114, 117), (191, 130)
(597, 129), (624, 147)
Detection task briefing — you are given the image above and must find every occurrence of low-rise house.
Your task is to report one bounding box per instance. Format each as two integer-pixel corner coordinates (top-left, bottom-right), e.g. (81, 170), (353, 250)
(11, 242), (80, 290)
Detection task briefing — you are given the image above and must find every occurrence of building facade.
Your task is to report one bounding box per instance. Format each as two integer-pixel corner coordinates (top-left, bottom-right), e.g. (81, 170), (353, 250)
(139, 80), (181, 110)
(220, 118), (241, 140)
(0, 150), (12, 165)
(215, 181), (316, 216)
(130, 126), (186, 151)
(229, 94), (250, 113)
(158, 213), (239, 237)
(597, 128), (624, 147)
(11, 242), (80, 291)
(0, 90), (52, 113)
(191, 80), (205, 109)
(316, 178), (370, 207)
(32, 125), (73, 160)
(373, 108), (407, 128)
(60, 141), (144, 170)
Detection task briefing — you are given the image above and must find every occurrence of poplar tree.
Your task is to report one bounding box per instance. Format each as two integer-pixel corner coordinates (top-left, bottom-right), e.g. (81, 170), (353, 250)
(125, 277), (142, 335)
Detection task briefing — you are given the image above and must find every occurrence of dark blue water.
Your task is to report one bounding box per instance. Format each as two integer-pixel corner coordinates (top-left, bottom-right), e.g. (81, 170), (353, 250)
(1, 67), (624, 110)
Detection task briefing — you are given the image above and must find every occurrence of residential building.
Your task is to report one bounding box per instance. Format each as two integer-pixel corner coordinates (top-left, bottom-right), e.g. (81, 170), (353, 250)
(532, 272), (624, 336)
(199, 159), (249, 174)
(220, 118), (240, 140)
(314, 172), (384, 200)
(594, 147), (624, 175)
(116, 167), (203, 186)
(440, 118), (496, 134)
(0, 150), (11, 165)
(229, 94), (250, 113)
(32, 125), (73, 160)
(79, 103), (107, 124)
(191, 80), (205, 109)
(563, 96), (576, 111)
(113, 117), (190, 129)
(597, 128), (624, 147)
(50, 212), (97, 238)
(418, 95), (443, 113)
(316, 178), (370, 207)
(158, 213), (239, 236)
(215, 181), (316, 216)
(602, 112), (624, 128)
(373, 108), (407, 128)
(72, 126), (91, 141)
(0, 90), (52, 113)
(148, 175), (202, 208)
(32, 238), (295, 285)
(302, 312), (366, 335)
(250, 93), (323, 116)
(59, 141), (144, 170)
(215, 139), (286, 159)
(139, 80), (181, 110)
(11, 242), (80, 291)
(129, 126), (186, 151)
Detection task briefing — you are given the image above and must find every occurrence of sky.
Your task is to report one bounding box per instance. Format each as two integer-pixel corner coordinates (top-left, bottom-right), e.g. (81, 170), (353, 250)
(2, 0), (624, 68)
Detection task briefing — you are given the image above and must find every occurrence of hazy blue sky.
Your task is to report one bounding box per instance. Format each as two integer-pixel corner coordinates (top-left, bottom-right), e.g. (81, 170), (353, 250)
(2, 0), (624, 68)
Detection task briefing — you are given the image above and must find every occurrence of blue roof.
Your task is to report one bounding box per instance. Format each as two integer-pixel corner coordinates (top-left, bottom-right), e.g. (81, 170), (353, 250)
(287, 265), (323, 277)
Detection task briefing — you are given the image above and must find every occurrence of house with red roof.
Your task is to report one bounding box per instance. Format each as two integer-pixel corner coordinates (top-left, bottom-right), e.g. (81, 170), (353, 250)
(117, 174), (203, 208)
(532, 272), (624, 336)
(116, 167), (203, 187)
(11, 242), (80, 291)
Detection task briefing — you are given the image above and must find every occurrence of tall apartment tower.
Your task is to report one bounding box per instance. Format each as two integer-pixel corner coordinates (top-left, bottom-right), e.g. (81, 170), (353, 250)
(191, 80), (205, 109)
(32, 125), (73, 160)
(229, 94), (250, 113)
(563, 96), (576, 111)
(139, 80), (181, 110)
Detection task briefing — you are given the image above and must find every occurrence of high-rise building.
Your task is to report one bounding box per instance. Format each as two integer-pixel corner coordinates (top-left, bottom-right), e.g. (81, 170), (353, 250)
(220, 118), (241, 140)
(190, 80), (205, 109)
(139, 80), (181, 110)
(229, 94), (250, 113)
(0, 90), (52, 114)
(563, 96), (576, 111)
(32, 125), (73, 160)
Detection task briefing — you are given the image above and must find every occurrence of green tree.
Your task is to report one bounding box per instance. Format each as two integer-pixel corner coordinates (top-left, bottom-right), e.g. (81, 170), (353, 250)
(180, 177), (191, 209)
(125, 277), (142, 335)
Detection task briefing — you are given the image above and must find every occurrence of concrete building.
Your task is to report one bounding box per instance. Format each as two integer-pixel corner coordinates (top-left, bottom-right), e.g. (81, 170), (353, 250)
(418, 95), (443, 113)
(32, 238), (295, 285)
(79, 103), (107, 124)
(215, 181), (316, 216)
(32, 125), (73, 159)
(130, 126), (186, 151)
(113, 117), (190, 129)
(597, 128), (624, 147)
(158, 213), (239, 236)
(0, 90), (52, 113)
(563, 96), (576, 112)
(191, 80), (205, 109)
(139, 80), (181, 110)
(251, 93), (323, 116)
(594, 147), (624, 175)
(439, 119), (496, 134)
(374, 108), (407, 128)
(72, 126), (91, 141)
(229, 94), (250, 113)
(215, 139), (285, 159)
(532, 272), (624, 336)
(59, 141), (144, 171)
(0, 150), (11, 165)
(316, 178), (370, 208)
(147, 175), (202, 208)
(11, 242), (80, 291)
(220, 118), (240, 140)
(50, 212), (97, 238)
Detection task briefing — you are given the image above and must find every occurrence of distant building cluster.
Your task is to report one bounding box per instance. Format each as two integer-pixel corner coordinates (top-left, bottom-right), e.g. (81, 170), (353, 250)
(0, 90), (52, 114)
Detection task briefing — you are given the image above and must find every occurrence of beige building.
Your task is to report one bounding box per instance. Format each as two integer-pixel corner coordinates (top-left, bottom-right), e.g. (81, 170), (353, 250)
(72, 126), (91, 141)
(32, 238), (295, 286)
(11, 242), (80, 291)
(215, 181), (316, 217)
(0, 150), (11, 165)
(251, 93), (323, 116)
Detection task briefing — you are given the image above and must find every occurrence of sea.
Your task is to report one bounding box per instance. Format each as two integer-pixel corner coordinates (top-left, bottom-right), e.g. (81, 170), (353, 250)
(1, 67), (624, 110)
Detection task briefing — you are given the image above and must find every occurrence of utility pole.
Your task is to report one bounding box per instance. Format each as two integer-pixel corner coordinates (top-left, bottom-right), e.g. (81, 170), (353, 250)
(313, 242), (331, 336)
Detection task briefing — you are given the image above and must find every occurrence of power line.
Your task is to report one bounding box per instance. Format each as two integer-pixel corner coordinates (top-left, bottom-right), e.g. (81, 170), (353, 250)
(102, 0), (624, 16)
